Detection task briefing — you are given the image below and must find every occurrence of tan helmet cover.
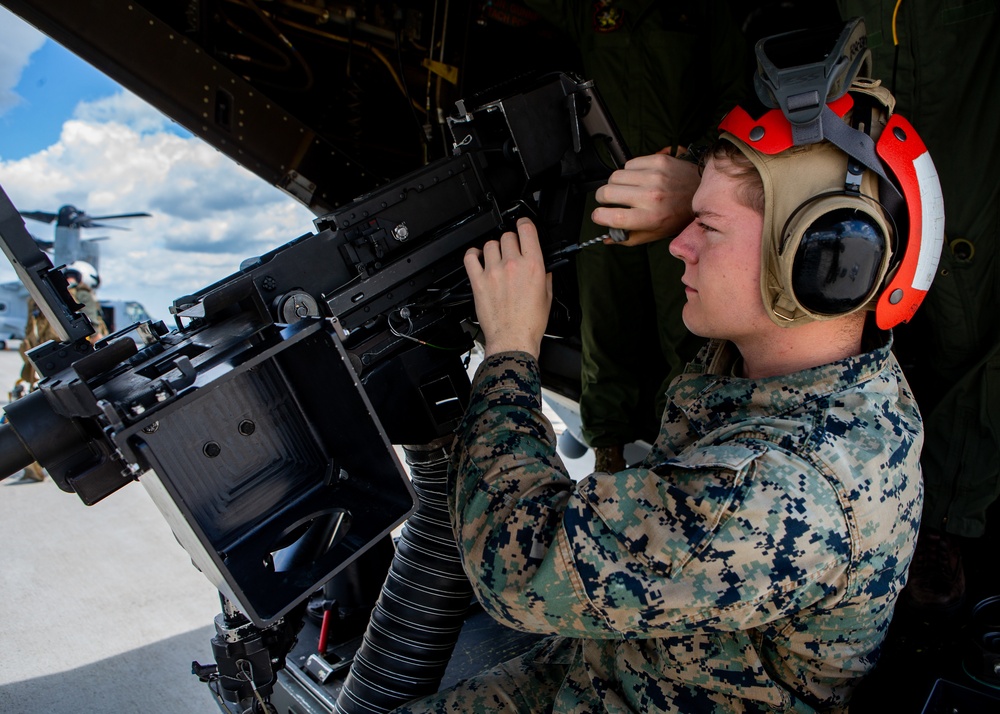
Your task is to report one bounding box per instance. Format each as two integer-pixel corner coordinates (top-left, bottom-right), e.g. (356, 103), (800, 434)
(720, 81), (896, 327)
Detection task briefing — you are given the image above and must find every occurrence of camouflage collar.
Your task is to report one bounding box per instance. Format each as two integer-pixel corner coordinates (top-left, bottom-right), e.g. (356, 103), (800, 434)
(671, 334), (894, 436)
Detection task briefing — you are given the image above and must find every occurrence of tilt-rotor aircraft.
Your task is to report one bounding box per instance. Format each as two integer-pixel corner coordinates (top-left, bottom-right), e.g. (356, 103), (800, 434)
(0, 205), (151, 346)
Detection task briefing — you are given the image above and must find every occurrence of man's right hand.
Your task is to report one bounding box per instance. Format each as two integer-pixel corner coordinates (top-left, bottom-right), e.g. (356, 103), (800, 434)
(591, 152), (700, 246)
(463, 218), (553, 359)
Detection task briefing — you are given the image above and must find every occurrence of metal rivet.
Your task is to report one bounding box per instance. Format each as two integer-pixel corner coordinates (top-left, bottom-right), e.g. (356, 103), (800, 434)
(749, 126), (765, 142)
(238, 420), (256, 436)
(950, 238), (975, 262)
(893, 126), (907, 142)
(889, 288), (904, 304)
(203, 442), (221, 458)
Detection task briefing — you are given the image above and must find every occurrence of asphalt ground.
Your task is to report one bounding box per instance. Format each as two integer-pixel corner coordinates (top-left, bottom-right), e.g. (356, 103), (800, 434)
(0, 343), (223, 713)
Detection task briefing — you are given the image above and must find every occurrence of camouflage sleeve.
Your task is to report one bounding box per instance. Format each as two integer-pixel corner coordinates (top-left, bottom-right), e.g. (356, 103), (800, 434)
(451, 352), (852, 639)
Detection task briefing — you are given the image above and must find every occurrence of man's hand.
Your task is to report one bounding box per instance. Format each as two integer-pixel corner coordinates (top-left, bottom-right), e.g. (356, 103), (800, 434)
(592, 152), (701, 246)
(464, 217), (553, 359)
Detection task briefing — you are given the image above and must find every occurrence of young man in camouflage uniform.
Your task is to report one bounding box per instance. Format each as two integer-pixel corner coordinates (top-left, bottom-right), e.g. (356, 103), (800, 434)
(394, 74), (931, 710)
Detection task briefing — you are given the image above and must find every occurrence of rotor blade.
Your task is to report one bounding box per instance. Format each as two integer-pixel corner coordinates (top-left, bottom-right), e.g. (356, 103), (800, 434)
(78, 221), (127, 230)
(19, 211), (58, 224)
(85, 212), (152, 221)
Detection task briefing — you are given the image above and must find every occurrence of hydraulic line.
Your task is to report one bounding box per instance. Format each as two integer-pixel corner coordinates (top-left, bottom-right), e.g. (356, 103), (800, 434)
(335, 438), (473, 713)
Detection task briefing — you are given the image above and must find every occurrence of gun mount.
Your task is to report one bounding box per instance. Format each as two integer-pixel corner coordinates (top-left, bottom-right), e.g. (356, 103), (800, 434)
(0, 71), (627, 712)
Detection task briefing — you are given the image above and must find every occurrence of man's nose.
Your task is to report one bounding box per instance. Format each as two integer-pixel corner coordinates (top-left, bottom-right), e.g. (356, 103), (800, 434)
(669, 223), (697, 262)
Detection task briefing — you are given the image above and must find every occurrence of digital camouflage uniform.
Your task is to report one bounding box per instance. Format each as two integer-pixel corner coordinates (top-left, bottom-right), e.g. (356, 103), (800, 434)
(396, 337), (923, 712)
(836, 1), (1000, 539)
(525, 0), (748, 447)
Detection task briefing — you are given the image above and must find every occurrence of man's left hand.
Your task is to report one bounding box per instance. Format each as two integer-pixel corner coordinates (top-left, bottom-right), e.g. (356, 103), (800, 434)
(591, 151), (700, 246)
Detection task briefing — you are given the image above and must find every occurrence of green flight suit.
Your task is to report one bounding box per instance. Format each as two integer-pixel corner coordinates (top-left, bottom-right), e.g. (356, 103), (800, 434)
(526, 0), (749, 448)
(839, 0), (1000, 537)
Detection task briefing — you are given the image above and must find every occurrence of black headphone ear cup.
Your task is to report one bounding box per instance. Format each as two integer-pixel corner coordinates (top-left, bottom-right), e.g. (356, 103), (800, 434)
(791, 208), (887, 315)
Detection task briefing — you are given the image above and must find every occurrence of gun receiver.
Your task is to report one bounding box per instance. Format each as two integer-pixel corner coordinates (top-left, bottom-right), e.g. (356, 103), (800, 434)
(0, 72), (628, 628)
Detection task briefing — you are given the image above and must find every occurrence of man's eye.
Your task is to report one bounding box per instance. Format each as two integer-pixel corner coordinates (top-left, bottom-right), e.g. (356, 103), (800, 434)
(697, 221), (717, 233)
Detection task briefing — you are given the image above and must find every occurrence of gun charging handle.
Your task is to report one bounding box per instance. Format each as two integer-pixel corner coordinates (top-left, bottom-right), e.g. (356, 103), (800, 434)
(545, 227), (629, 270)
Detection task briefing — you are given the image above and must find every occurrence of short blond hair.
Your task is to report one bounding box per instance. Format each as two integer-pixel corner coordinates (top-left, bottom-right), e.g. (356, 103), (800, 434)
(707, 141), (765, 215)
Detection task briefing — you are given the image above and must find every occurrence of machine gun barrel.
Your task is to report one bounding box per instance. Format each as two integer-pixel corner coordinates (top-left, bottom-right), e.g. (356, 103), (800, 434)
(0, 421), (32, 475)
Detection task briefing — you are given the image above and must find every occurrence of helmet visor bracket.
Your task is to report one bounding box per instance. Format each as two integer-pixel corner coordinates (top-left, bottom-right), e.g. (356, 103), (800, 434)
(754, 17), (872, 129)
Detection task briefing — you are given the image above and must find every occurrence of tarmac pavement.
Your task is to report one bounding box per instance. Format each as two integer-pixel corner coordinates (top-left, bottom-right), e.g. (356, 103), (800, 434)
(0, 343), (222, 713)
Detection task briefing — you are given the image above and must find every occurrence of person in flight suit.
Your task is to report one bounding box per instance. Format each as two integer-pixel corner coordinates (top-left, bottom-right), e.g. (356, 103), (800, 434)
(393, 64), (939, 711)
(63, 261), (108, 340)
(525, 0), (748, 472)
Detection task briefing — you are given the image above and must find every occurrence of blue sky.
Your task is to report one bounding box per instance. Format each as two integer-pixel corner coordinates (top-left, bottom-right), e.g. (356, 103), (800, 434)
(0, 40), (127, 160)
(0, 6), (315, 321)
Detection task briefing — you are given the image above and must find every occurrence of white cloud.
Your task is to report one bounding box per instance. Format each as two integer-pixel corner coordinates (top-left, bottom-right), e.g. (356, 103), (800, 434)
(0, 89), (317, 321)
(0, 6), (46, 115)
(71, 91), (175, 135)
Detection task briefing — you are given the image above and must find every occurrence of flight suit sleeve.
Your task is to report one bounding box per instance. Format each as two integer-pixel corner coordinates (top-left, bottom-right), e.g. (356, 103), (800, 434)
(523, 0), (583, 36)
(695, 0), (751, 149)
(450, 352), (852, 639)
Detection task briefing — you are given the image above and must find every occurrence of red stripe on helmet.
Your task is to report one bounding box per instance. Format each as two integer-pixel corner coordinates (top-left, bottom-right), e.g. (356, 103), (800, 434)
(718, 95), (854, 155)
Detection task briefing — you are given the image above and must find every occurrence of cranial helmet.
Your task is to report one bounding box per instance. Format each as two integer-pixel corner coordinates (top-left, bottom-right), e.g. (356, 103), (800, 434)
(717, 18), (944, 329)
(65, 260), (101, 290)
